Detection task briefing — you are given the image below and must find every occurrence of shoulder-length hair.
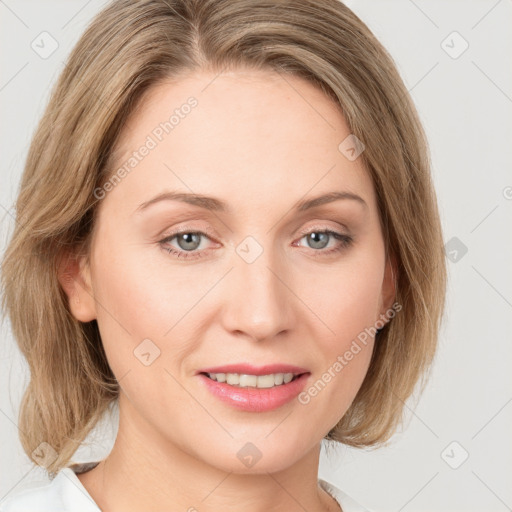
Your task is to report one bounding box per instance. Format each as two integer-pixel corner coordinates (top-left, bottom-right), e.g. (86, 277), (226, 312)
(1, 0), (447, 474)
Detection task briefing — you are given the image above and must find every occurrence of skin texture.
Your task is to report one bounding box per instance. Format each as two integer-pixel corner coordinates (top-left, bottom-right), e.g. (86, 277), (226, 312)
(59, 68), (395, 512)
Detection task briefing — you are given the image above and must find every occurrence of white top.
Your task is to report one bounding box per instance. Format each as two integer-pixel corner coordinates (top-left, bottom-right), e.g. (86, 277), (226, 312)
(0, 462), (373, 512)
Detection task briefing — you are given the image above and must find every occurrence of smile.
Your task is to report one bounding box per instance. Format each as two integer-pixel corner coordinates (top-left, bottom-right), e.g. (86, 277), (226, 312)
(197, 372), (310, 412)
(202, 372), (303, 389)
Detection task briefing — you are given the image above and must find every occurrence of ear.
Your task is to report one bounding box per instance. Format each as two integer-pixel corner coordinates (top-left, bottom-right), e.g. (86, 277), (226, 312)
(377, 254), (397, 326)
(57, 249), (97, 322)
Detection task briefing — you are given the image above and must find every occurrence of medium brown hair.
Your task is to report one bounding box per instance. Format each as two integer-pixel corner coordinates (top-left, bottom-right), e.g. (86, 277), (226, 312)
(1, 0), (447, 474)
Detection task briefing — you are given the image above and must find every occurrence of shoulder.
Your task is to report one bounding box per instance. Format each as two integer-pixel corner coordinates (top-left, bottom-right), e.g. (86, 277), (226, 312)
(318, 478), (374, 512)
(0, 466), (101, 512)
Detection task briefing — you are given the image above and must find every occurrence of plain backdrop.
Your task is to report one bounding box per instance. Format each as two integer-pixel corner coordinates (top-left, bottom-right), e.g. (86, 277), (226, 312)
(1, 1), (511, 511)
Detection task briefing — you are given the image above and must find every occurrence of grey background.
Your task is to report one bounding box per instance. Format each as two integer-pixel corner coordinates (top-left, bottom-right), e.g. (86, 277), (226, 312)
(1, 1), (511, 510)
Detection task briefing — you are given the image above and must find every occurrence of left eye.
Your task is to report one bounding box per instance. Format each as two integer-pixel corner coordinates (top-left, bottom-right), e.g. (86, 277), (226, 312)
(294, 229), (354, 256)
(159, 229), (353, 260)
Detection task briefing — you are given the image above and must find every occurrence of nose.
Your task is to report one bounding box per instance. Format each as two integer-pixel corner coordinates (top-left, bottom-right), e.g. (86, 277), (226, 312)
(219, 244), (296, 342)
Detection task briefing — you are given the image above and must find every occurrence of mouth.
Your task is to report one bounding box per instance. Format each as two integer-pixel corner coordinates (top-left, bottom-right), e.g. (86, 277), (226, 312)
(196, 369), (311, 412)
(199, 371), (307, 389)
(197, 372), (311, 413)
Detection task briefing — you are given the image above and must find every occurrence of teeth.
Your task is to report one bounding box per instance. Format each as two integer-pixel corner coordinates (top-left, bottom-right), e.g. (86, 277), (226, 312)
(226, 373), (240, 385)
(206, 372), (299, 388)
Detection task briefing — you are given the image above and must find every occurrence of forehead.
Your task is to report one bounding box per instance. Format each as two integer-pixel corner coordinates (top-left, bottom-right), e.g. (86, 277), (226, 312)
(102, 68), (376, 217)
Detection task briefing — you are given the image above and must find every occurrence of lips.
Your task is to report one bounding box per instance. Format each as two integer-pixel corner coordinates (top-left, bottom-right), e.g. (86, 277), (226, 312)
(195, 363), (311, 412)
(195, 363), (309, 376)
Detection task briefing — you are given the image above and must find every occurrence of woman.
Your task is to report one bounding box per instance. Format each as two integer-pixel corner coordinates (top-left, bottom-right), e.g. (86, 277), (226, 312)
(0, 0), (447, 511)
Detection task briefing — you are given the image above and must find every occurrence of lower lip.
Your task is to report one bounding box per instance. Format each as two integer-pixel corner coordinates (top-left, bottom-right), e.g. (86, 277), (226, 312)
(197, 373), (310, 412)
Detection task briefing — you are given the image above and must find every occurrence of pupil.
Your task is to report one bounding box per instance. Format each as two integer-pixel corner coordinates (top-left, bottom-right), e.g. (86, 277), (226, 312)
(309, 232), (328, 249)
(179, 233), (200, 250)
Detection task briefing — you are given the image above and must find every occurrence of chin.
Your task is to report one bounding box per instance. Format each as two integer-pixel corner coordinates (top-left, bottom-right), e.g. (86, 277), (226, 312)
(197, 434), (313, 475)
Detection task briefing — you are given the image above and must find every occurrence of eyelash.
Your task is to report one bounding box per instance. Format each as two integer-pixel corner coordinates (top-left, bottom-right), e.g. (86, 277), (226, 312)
(158, 226), (353, 261)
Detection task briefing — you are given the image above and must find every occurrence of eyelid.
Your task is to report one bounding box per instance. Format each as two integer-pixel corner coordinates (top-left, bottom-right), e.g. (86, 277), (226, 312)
(297, 221), (351, 236)
(159, 223), (219, 240)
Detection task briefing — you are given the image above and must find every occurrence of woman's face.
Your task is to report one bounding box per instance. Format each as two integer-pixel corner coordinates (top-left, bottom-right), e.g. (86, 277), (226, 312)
(66, 68), (395, 474)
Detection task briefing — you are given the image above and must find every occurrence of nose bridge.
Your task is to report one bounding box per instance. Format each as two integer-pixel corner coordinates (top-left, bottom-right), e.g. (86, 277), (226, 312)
(222, 235), (293, 340)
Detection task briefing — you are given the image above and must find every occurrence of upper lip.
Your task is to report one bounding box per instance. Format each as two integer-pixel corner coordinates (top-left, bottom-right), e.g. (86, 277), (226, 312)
(196, 363), (309, 376)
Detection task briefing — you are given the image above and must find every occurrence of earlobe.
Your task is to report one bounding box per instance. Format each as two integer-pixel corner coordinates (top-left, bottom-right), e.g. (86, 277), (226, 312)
(57, 250), (97, 322)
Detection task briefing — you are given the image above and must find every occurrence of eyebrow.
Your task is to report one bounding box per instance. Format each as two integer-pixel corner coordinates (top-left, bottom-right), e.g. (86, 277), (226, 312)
(134, 190), (367, 214)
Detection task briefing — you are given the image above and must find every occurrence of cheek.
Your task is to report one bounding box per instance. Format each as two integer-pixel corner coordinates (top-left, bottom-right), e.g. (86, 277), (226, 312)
(300, 251), (384, 343)
(299, 293), (376, 428)
(92, 234), (179, 332)
(295, 251), (383, 413)
(89, 236), (205, 382)
(88, 237), (160, 366)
